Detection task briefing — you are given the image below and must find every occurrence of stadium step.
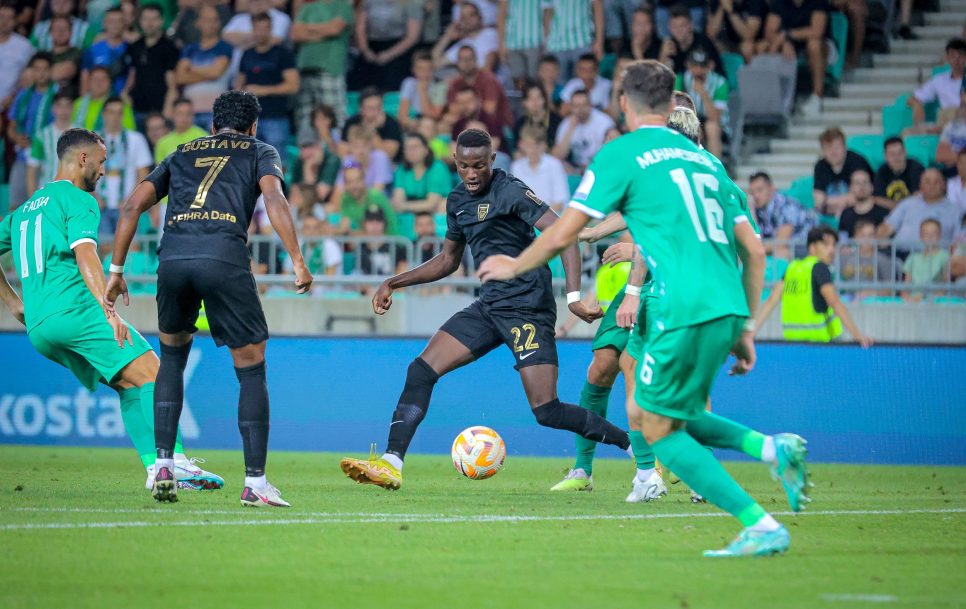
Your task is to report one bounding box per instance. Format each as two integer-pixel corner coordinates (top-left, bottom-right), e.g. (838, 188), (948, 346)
(923, 12), (966, 26)
(821, 96), (905, 111)
(850, 67), (920, 84)
(747, 152), (822, 167)
(873, 52), (945, 69)
(734, 165), (801, 189)
(786, 124), (880, 139)
(796, 110), (880, 127)
(770, 140), (820, 155)
(913, 24), (965, 38)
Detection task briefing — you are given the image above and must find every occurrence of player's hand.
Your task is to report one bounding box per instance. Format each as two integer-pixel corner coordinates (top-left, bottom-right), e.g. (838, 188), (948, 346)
(578, 227), (601, 243)
(476, 255), (518, 283)
(601, 242), (635, 266)
(372, 280), (394, 315)
(107, 313), (133, 348)
(569, 300), (604, 324)
(729, 331), (756, 376)
(293, 262), (313, 294)
(615, 293), (639, 328)
(856, 333), (874, 348)
(103, 273), (129, 312)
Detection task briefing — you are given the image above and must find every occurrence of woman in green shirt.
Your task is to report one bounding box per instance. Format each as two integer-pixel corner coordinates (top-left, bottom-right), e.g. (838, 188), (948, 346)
(391, 133), (451, 213)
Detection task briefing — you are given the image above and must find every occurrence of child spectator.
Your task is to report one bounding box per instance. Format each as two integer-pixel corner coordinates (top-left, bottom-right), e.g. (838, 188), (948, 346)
(840, 220), (897, 298)
(337, 125), (393, 192)
(909, 38), (966, 129)
(902, 219), (951, 301)
(537, 54), (564, 110)
(358, 205), (408, 277)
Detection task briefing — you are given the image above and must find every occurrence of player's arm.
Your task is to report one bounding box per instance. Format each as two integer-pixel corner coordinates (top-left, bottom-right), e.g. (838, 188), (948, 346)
(578, 211), (626, 243)
(371, 237), (466, 315)
(819, 282), (874, 348)
(260, 174), (312, 294)
(616, 245), (647, 329)
(75, 243), (132, 347)
(730, 220), (766, 375)
(479, 206), (593, 281)
(105, 179), (158, 310)
(534, 207), (602, 323)
(753, 281), (782, 336)
(0, 262), (24, 325)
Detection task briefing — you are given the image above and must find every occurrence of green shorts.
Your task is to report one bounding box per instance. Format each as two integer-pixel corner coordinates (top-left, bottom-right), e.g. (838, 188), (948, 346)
(27, 305), (153, 392)
(625, 289), (655, 362)
(591, 286), (630, 353)
(634, 314), (745, 421)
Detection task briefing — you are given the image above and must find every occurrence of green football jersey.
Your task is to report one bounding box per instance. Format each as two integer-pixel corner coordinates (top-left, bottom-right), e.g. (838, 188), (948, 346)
(0, 180), (101, 331)
(570, 125), (750, 331)
(699, 146), (761, 236)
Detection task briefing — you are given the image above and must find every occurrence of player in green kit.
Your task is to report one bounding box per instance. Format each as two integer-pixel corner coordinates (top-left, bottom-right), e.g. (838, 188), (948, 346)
(479, 60), (811, 558)
(0, 128), (222, 492)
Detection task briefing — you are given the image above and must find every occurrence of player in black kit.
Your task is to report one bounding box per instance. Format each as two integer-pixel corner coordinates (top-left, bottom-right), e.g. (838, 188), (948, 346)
(104, 91), (312, 507)
(341, 128), (634, 490)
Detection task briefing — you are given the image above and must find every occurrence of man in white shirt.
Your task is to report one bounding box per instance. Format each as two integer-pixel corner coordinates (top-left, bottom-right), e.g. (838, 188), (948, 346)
(0, 5), (34, 104)
(510, 125), (571, 212)
(877, 168), (965, 246)
(560, 53), (612, 111)
(552, 89), (615, 171)
(946, 149), (966, 209)
(433, 1), (499, 71)
(909, 38), (966, 126)
(96, 97), (153, 234)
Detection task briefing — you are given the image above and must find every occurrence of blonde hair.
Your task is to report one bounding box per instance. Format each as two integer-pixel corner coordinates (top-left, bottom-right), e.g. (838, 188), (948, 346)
(667, 106), (701, 144)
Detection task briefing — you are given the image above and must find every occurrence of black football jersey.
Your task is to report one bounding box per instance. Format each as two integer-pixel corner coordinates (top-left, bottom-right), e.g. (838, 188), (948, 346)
(147, 132), (284, 269)
(446, 169), (554, 310)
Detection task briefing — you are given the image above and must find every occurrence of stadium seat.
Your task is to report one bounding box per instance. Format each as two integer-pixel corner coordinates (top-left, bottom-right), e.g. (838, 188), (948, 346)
(383, 91), (401, 117)
(346, 91), (360, 118)
(737, 65), (790, 129)
(932, 64), (951, 77)
(848, 134), (886, 169)
(785, 175), (815, 209)
(827, 11), (848, 87)
(433, 213), (447, 237)
(396, 212), (417, 241)
(882, 98), (913, 138)
(904, 134), (940, 167)
(599, 53), (617, 79)
(721, 52), (744, 92)
(567, 173), (582, 195)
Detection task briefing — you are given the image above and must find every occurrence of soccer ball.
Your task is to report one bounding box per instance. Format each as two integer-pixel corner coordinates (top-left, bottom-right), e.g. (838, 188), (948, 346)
(451, 426), (506, 480)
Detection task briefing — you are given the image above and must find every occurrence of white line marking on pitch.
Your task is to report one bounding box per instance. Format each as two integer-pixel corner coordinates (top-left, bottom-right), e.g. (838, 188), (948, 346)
(0, 507), (962, 532)
(820, 593), (899, 603)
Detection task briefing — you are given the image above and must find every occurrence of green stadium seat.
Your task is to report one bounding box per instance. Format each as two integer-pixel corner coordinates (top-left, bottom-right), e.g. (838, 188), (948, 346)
(383, 91), (401, 117)
(434, 213), (447, 237)
(346, 91), (360, 118)
(827, 11), (848, 85)
(599, 53), (617, 79)
(567, 173), (582, 195)
(396, 212), (417, 241)
(848, 134), (885, 169)
(932, 64), (951, 77)
(785, 176), (815, 209)
(904, 134), (940, 166)
(721, 52), (744, 92)
(882, 99), (913, 138)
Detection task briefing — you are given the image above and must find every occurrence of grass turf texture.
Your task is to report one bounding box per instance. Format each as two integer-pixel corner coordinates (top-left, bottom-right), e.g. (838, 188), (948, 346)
(1, 446), (964, 609)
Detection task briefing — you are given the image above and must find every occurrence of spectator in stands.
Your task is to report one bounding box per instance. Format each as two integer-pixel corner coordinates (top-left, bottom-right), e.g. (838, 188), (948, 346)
(340, 166), (399, 235)
(174, 5), (232, 130)
(629, 7), (663, 61)
(300, 215), (344, 278)
(8, 52), (56, 207)
(30, 0), (89, 51)
(118, 0), (140, 44)
(706, 0), (766, 62)
(417, 116), (451, 161)
(73, 65), (135, 131)
(413, 211), (439, 264)
(445, 45), (513, 128)
(222, 0), (290, 50)
(605, 54), (634, 123)
(510, 125), (570, 213)
(295, 129), (341, 206)
(312, 104), (340, 155)
(601, 0), (637, 52)
(544, 0), (605, 80)
(0, 4), (33, 107)
(902, 219), (951, 301)
(950, 214), (966, 283)
(359, 205), (408, 277)
(675, 47), (728, 157)
(873, 137), (924, 209)
(497, 0), (545, 87)
(654, 0), (707, 39)
(895, 0), (916, 40)
(398, 50), (446, 131)
(935, 80), (966, 168)
(95, 96), (153, 234)
(538, 54), (564, 110)
(840, 220), (896, 298)
(153, 98), (207, 163)
(338, 125), (393, 191)
(560, 53), (612, 112)
(878, 168), (964, 247)
(449, 85), (504, 146)
(553, 88), (614, 172)
(345, 87), (404, 160)
(80, 8), (128, 95)
(124, 4), (180, 130)
(236, 12), (299, 155)
(351, 0), (423, 92)
(761, 0), (830, 116)
(433, 0), (498, 72)
(392, 133), (450, 213)
(909, 38), (966, 128)
(946, 150), (966, 208)
(748, 171), (817, 245)
(659, 5), (724, 77)
(49, 16), (82, 92)
(831, 0), (867, 70)
(144, 112), (170, 157)
(838, 169), (890, 239)
(291, 0), (352, 134)
(755, 225), (873, 346)
(26, 91), (75, 194)
(813, 126), (873, 217)
(169, 0), (232, 48)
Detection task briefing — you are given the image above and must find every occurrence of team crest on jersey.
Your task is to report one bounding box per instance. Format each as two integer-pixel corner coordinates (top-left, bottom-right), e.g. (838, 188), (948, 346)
(477, 203), (490, 221)
(525, 190), (543, 206)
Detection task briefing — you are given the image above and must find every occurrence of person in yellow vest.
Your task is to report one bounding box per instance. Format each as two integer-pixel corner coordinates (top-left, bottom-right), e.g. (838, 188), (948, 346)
(756, 226), (874, 347)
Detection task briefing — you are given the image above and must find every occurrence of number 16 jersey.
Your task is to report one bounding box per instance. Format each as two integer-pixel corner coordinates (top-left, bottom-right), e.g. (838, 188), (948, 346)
(147, 132), (284, 269)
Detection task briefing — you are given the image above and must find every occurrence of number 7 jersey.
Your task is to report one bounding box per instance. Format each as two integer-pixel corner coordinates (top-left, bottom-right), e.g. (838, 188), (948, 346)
(569, 125), (751, 331)
(147, 132), (284, 269)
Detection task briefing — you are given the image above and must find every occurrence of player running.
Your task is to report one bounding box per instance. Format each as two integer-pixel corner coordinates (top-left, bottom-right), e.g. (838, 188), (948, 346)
(478, 60), (810, 558)
(340, 128), (637, 491)
(0, 128), (222, 492)
(105, 91), (312, 507)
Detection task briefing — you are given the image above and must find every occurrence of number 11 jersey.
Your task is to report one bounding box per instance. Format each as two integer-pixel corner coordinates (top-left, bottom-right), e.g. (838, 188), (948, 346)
(147, 132), (284, 269)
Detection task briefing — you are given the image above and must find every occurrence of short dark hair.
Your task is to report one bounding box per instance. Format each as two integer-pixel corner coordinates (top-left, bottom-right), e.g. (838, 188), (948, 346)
(359, 86), (383, 103)
(29, 51), (53, 67)
(539, 54), (560, 66)
(412, 49), (432, 64)
(312, 104), (336, 126)
(455, 84), (479, 97)
(139, 3), (163, 17)
(57, 128), (104, 160)
(673, 91), (696, 112)
(457, 44), (477, 58)
(807, 225), (838, 246)
(669, 4), (692, 20)
(145, 112), (170, 129)
(104, 7), (123, 17)
(103, 95), (124, 109)
(456, 128), (491, 150)
(251, 12), (271, 25)
(414, 211), (433, 221)
(946, 38), (966, 53)
(633, 6), (654, 20)
(88, 65), (112, 79)
(173, 97), (193, 108)
(884, 136), (904, 150)
(212, 89), (261, 132)
(577, 52), (598, 67)
(920, 218), (942, 231)
(621, 60), (675, 114)
(52, 91), (74, 105)
(749, 171), (772, 184)
(570, 88), (591, 101)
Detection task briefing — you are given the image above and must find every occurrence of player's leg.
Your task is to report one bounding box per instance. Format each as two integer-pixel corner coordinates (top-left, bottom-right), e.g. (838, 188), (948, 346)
(621, 322), (665, 503)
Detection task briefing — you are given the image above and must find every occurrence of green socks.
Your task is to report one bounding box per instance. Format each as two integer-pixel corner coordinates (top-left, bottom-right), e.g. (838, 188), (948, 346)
(628, 430), (655, 470)
(139, 382), (185, 456)
(687, 411), (766, 460)
(573, 382), (611, 474)
(651, 430), (766, 528)
(119, 386), (155, 468)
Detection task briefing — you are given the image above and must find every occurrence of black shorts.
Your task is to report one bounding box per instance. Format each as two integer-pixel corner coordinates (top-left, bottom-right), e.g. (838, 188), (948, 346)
(157, 259), (268, 349)
(440, 300), (558, 370)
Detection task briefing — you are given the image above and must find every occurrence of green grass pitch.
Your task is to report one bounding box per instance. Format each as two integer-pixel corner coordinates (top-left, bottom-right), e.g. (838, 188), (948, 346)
(1, 445), (964, 609)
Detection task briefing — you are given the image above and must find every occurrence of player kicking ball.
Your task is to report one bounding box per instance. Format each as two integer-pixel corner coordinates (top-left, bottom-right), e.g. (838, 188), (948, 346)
(341, 128), (639, 490)
(105, 91), (312, 507)
(478, 60), (811, 558)
(0, 128), (222, 492)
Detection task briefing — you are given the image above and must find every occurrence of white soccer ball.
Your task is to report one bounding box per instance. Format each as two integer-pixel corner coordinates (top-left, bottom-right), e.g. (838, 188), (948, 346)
(451, 426), (506, 480)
